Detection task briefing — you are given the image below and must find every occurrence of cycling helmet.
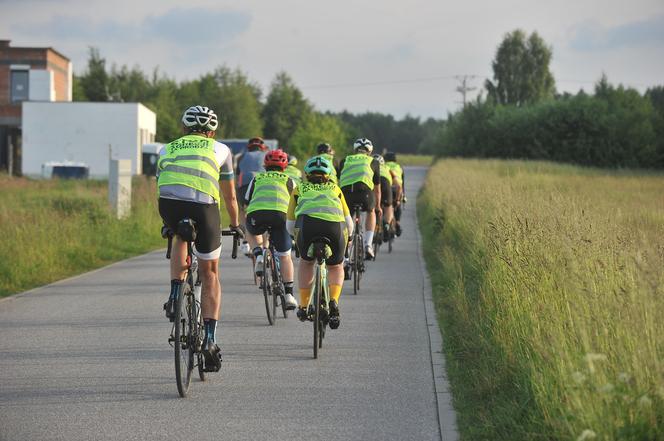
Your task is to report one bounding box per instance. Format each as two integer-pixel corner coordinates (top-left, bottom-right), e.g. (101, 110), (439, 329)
(384, 151), (397, 162)
(353, 138), (373, 153)
(248, 137), (267, 151)
(304, 156), (333, 177)
(372, 153), (385, 165)
(288, 155), (298, 166)
(316, 143), (333, 154)
(264, 149), (288, 170)
(182, 105), (219, 132)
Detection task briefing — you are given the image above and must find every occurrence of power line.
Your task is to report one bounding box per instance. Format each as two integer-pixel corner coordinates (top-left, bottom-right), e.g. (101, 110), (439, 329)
(301, 75), (485, 90)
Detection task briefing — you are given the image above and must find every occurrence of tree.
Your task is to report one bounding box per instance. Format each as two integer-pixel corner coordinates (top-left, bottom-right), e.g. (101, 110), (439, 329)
(289, 112), (350, 159)
(485, 30), (555, 106)
(78, 47), (109, 102)
(211, 67), (263, 138)
(263, 72), (313, 147)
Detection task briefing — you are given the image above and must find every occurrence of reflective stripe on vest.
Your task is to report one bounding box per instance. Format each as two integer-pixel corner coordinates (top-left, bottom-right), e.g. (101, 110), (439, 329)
(339, 154), (373, 189)
(158, 135), (220, 202)
(295, 181), (345, 222)
(246, 171), (291, 214)
(386, 162), (403, 185)
(379, 164), (393, 185)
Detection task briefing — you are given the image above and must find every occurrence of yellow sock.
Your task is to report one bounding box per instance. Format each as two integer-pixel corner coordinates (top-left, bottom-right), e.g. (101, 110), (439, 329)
(299, 288), (311, 308)
(330, 284), (342, 303)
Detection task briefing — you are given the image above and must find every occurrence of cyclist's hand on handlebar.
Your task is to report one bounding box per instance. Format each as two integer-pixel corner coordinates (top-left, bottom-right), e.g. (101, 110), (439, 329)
(229, 224), (245, 239)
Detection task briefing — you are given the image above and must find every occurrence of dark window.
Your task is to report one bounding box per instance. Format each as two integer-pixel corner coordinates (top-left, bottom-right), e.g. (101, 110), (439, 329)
(11, 70), (29, 103)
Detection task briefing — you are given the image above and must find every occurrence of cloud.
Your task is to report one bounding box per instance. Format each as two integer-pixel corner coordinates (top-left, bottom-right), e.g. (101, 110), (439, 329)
(14, 7), (251, 48)
(570, 15), (664, 51)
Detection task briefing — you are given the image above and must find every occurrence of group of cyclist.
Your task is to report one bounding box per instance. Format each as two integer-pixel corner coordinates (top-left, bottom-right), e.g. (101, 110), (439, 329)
(156, 105), (405, 372)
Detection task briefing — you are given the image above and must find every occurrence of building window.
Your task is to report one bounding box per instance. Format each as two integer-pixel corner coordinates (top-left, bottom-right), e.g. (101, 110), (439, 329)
(11, 70), (29, 103)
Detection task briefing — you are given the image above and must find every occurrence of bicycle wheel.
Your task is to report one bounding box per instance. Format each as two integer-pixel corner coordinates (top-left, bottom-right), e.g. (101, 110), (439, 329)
(353, 232), (362, 295)
(174, 283), (194, 397)
(313, 264), (321, 359)
(192, 286), (206, 382)
(273, 257), (288, 319)
(269, 251), (278, 321)
(262, 251), (276, 325)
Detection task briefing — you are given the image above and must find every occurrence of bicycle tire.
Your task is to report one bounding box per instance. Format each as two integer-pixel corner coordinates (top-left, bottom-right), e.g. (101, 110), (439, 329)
(262, 250), (276, 325)
(313, 264), (320, 359)
(269, 250), (278, 321)
(353, 232), (361, 295)
(192, 284), (206, 382)
(273, 252), (288, 319)
(251, 254), (258, 285)
(174, 282), (193, 397)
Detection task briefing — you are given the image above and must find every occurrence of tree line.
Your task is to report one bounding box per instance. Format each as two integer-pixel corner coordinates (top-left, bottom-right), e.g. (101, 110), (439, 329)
(428, 30), (664, 168)
(73, 48), (437, 160)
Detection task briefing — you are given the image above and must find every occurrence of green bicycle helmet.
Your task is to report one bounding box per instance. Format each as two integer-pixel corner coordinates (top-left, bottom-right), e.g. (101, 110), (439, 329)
(304, 156), (333, 177)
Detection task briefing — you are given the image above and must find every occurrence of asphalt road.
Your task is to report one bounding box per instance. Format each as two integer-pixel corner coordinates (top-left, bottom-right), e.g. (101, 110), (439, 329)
(0, 166), (453, 441)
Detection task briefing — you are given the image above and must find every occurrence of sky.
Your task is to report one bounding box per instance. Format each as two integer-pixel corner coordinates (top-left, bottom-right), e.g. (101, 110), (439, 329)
(2, 0), (663, 119)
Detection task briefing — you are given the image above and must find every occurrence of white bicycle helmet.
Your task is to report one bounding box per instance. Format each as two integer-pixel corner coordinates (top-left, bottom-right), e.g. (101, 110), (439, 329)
(372, 153), (385, 165)
(182, 105), (219, 132)
(353, 138), (374, 153)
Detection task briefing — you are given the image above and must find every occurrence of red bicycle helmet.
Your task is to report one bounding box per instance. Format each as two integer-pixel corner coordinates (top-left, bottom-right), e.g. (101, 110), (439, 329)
(247, 137), (267, 151)
(264, 149), (288, 170)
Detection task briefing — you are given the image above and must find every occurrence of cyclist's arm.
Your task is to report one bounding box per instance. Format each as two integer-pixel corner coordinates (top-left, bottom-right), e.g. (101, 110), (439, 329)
(286, 188), (299, 234)
(338, 188), (354, 236)
(371, 159), (381, 210)
(218, 144), (240, 226)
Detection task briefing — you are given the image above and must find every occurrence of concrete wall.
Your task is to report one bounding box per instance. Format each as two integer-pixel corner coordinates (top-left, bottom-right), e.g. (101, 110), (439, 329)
(21, 102), (156, 177)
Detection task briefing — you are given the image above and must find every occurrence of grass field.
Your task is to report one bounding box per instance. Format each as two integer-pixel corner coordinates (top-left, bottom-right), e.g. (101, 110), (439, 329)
(396, 153), (434, 166)
(418, 159), (664, 440)
(0, 175), (232, 297)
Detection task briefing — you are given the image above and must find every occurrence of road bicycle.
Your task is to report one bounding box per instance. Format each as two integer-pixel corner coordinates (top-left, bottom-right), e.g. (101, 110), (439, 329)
(303, 237), (332, 359)
(256, 227), (289, 325)
(347, 204), (365, 295)
(372, 209), (383, 261)
(163, 220), (239, 398)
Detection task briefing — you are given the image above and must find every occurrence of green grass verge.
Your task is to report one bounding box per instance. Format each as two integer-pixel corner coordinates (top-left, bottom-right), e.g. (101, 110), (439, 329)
(418, 159), (664, 440)
(397, 154), (434, 166)
(0, 175), (230, 297)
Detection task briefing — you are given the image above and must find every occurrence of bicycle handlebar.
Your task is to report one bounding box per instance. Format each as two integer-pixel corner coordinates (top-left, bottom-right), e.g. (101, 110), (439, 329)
(221, 230), (240, 259)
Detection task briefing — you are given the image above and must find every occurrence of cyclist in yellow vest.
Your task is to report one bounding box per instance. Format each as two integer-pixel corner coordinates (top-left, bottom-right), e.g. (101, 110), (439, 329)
(384, 151), (404, 236)
(338, 138), (381, 259)
(244, 149), (297, 310)
(373, 153), (395, 242)
(287, 156), (354, 329)
(284, 154), (302, 184)
(158, 105), (243, 372)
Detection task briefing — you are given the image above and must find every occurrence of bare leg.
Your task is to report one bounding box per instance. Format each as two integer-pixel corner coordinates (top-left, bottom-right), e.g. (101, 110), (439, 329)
(199, 259), (221, 320)
(170, 237), (188, 280)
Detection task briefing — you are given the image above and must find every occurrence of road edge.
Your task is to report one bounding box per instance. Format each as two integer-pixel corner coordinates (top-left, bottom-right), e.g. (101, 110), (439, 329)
(0, 249), (165, 305)
(414, 170), (459, 441)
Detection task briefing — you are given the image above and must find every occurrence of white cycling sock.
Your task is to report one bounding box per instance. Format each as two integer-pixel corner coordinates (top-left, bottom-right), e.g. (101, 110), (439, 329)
(364, 231), (374, 247)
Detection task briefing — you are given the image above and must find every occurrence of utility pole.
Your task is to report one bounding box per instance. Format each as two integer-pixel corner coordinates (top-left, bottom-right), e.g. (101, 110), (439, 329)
(455, 75), (477, 107)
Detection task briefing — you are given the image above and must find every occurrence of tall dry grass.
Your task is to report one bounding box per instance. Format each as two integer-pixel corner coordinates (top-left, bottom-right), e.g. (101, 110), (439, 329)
(418, 159), (664, 440)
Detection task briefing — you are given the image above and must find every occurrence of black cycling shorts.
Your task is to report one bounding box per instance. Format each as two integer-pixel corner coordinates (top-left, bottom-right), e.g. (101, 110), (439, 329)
(159, 198), (221, 258)
(341, 182), (376, 213)
(379, 177), (393, 207)
(245, 210), (292, 253)
(295, 215), (347, 266)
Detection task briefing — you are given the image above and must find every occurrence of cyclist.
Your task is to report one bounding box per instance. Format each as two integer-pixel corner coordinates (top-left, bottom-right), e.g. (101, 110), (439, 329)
(243, 149), (298, 310)
(312, 142), (339, 184)
(287, 156), (353, 329)
(284, 154), (302, 184)
(338, 138), (381, 259)
(158, 105), (242, 372)
(373, 153), (394, 241)
(236, 137), (267, 255)
(384, 151), (404, 236)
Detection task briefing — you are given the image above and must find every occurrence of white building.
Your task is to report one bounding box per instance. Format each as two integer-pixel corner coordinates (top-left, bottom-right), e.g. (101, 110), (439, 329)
(21, 102), (156, 177)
